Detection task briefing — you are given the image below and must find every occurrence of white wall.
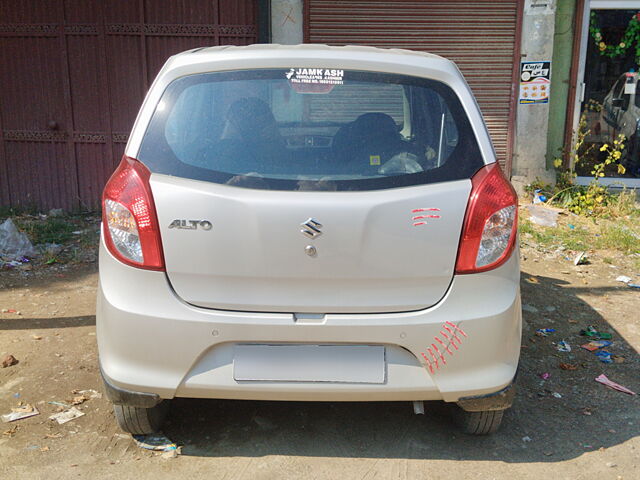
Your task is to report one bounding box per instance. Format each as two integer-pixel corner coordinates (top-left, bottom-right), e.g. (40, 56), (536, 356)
(511, 0), (558, 192)
(271, 0), (304, 44)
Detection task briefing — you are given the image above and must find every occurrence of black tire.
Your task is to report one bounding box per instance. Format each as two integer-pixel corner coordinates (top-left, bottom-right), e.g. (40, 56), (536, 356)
(452, 407), (505, 435)
(113, 401), (169, 435)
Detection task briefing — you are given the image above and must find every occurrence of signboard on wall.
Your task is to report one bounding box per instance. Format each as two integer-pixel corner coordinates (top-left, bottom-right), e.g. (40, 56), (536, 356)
(519, 61), (551, 104)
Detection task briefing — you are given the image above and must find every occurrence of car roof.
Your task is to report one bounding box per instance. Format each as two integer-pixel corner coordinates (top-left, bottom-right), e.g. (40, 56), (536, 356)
(159, 43), (457, 78)
(176, 43), (447, 62)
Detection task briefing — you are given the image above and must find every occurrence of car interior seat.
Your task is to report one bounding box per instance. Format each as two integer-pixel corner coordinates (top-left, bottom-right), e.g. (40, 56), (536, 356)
(333, 112), (408, 175)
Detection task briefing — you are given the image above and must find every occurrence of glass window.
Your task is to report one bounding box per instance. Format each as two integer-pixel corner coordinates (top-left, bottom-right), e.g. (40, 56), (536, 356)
(579, 9), (640, 179)
(138, 69), (484, 191)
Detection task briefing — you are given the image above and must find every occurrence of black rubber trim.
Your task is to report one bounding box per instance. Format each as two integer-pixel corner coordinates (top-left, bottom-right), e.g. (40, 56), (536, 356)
(100, 366), (162, 408)
(456, 377), (516, 412)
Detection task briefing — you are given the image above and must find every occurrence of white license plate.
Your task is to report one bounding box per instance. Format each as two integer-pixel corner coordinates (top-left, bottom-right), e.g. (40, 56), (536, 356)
(233, 344), (386, 383)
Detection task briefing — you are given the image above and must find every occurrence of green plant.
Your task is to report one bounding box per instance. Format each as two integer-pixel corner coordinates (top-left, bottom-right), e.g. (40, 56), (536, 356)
(585, 98), (603, 112)
(589, 11), (640, 63)
(596, 223), (640, 254)
(566, 135), (627, 216)
(549, 114), (592, 208)
(606, 188), (640, 217)
(595, 136), (627, 177)
(16, 217), (76, 245)
(549, 115), (632, 217)
(44, 253), (59, 265)
(0, 205), (40, 219)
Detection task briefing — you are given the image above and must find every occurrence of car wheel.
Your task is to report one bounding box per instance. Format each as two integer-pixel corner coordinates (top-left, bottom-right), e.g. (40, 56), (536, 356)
(113, 401), (169, 434)
(452, 407), (505, 435)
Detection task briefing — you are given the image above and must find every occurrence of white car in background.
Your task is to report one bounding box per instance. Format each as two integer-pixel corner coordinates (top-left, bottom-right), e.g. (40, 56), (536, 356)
(97, 44), (521, 436)
(600, 72), (640, 176)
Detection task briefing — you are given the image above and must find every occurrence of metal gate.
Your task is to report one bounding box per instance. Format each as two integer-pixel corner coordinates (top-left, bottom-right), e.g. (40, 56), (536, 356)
(304, 0), (522, 174)
(0, 0), (258, 211)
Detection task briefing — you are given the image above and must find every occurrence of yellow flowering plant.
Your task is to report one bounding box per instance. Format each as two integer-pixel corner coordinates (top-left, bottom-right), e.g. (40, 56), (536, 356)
(548, 116), (628, 216)
(596, 137), (627, 178)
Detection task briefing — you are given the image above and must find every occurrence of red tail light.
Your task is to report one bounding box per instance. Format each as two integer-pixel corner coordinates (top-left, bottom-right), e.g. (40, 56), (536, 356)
(455, 163), (518, 274)
(102, 156), (164, 270)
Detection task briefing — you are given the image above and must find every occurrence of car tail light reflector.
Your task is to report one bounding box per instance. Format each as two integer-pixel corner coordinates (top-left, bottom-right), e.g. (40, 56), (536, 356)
(455, 163), (518, 274)
(102, 156), (164, 270)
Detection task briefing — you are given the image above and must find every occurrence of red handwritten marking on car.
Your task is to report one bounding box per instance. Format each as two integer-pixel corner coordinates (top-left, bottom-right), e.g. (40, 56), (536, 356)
(412, 208), (441, 213)
(446, 320), (467, 337)
(421, 321), (466, 374)
(411, 208), (441, 226)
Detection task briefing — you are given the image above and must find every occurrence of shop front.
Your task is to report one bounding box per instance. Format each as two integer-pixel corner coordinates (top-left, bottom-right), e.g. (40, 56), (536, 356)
(572, 0), (640, 187)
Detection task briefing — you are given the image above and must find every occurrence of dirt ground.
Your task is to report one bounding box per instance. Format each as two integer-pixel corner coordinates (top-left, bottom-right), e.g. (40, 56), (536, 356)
(0, 212), (639, 479)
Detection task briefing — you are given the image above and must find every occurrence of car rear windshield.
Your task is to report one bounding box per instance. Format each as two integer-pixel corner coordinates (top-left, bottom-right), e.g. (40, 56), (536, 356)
(138, 69), (484, 191)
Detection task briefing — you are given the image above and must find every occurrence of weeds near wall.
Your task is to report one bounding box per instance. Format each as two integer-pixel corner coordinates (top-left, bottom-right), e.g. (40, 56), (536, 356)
(527, 114), (637, 218)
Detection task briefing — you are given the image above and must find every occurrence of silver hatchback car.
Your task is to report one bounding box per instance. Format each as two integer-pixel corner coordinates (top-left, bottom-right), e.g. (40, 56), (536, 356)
(97, 44), (521, 436)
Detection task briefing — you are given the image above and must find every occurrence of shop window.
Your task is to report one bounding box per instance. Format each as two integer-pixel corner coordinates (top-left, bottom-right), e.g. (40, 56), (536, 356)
(579, 9), (640, 179)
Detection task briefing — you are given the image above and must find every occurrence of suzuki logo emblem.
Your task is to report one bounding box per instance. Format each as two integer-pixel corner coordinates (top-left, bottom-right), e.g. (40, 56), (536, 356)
(300, 218), (323, 239)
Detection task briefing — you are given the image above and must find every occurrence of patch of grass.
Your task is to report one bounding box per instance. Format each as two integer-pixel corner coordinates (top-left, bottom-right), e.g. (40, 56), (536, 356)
(520, 204), (640, 258)
(601, 188), (638, 218)
(16, 217), (76, 245)
(556, 225), (591, 251)
(595, 224), (640, 254)
(519, 218), (590, 251)
(0, 204), (41, 219)
(0, 206), (23, 220)
(519, 219), (557, 245)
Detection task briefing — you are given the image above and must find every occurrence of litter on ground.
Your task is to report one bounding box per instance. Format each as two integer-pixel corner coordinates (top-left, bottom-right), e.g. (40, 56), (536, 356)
(595, 374), (636, 395)
(536, 328), (555, 337)
(559, 363), (577, 370)
(581, 340), (612, 352)
(573, 252), (589, 266)
(594, 350), (613, 364)
(0, 218), (37, 260)
(49, 407), (85, 425)
(526, 205), (558, 227)
(1, 405), (39, 423)
(73, 389), (102, 399)
(133, 433), (177, 452)
(536, 328), (556, 337)
(580, 326), (612, 340)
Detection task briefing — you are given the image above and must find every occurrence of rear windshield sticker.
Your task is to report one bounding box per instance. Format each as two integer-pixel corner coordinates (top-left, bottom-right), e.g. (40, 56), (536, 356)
(286, 68), (344, 85)
(369, 155), (381, 166)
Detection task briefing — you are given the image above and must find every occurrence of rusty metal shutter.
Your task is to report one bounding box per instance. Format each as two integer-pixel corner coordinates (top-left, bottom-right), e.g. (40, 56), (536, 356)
(305, 0), (522, 173)
(0, 0), (258, 211)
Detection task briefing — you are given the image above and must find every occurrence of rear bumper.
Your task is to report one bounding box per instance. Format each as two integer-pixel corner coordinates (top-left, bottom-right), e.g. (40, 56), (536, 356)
(97, 239), (522, 403)
(101, 366), (162, 408)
